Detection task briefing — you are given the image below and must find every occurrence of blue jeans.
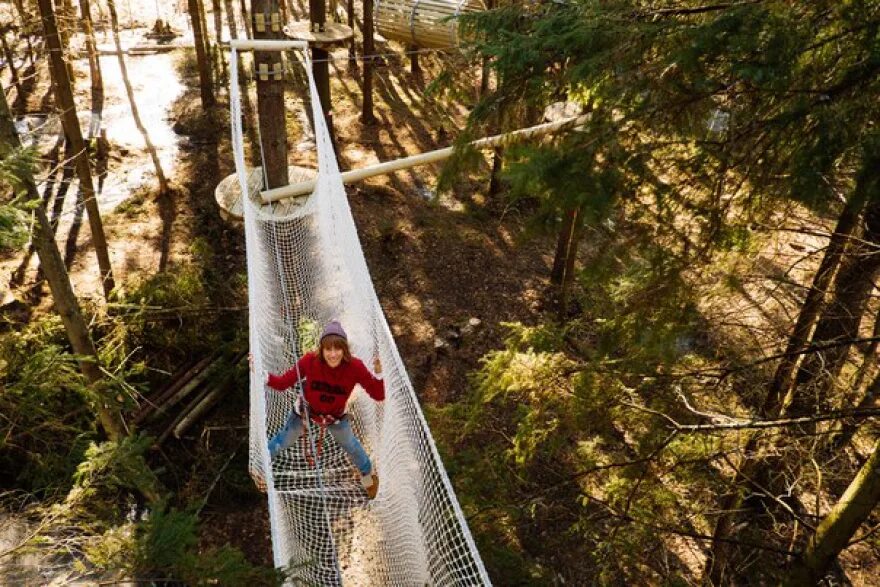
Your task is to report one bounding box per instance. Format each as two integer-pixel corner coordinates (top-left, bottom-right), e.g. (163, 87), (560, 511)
(268, 412), (373, 475)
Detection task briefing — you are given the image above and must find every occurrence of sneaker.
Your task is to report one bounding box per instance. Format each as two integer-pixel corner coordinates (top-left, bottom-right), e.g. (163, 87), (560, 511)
(361, 472), (379, 499)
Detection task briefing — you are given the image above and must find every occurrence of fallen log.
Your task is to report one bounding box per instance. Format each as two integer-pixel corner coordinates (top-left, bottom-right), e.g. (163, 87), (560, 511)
(146, 356), (228, 423)
(133, 354), (216, 425)
(158, 384), (214, 446)
(157, 351), (247, 444)
(172, 386), (228, 440)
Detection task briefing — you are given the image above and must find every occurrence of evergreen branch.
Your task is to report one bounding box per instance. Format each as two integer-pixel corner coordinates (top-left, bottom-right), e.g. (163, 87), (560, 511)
(719, 335), (880, 377)
(638, 400), (880, 433)
(846, 521), (880, 547)
(719, 452), (816, 531)
(472, 487), (800, 557)
(805, 21), (880, 53)
(638, 2), (764, 18)
(590, 504), (800, 557)
(634, 335), (880, 382)
(567, 335), (880, 384)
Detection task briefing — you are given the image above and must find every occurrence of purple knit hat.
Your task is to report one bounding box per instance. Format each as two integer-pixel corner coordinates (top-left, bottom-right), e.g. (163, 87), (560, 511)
(320, 320), (347, 343)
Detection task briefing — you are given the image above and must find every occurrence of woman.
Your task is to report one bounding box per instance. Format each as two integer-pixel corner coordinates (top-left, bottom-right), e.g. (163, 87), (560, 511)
(262, 320), (384, 499)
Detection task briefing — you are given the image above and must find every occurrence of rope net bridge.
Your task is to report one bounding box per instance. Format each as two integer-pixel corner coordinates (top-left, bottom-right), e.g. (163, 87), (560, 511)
(229, 40), (490, 585)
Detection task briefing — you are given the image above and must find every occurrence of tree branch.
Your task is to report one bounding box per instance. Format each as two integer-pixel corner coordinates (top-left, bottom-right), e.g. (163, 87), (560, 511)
(638, 1), (763, 18)
(632, 393), (880, 432)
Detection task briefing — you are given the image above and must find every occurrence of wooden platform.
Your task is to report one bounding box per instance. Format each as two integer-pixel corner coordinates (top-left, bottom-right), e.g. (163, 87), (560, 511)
(282, 21), (354, 46)
(214, 165), (318, 221)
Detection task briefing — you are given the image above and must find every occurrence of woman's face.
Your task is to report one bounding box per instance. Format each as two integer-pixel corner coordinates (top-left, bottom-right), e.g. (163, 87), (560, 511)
(323, 343), (344, 368)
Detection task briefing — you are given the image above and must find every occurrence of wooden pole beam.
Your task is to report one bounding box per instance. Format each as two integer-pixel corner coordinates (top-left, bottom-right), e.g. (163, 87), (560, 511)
(229, 38), (308, 50)
(260, 114), (590, 202)
(252, 0), (289, 189)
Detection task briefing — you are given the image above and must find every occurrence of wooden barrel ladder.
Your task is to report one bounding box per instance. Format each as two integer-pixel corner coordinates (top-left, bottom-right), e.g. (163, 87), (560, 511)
(374, 0), (486, 49)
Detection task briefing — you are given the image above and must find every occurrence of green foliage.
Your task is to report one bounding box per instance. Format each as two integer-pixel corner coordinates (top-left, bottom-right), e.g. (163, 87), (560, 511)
(459, 0), (880, 255)
(115, 263), (220, 355)
(0, 202), (30, 251)
(298, 317), (320, 353)
(85, 506), (280, 585)
(577, 237), (701, 368)
(35, 434), (274, 584)
(70, 435), (159, 507)
(0, 144), (39, 250)
(425, 399), (557, 585)
(438, 305), (714, 582)
(0, 317), (97, 493)
(443, 0), (880, 582)
(500, 111), (633, 223)
(0, 143), (38, 194)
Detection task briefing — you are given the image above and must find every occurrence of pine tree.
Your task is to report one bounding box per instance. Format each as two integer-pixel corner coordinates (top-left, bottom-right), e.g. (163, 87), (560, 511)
(461, 1), (880, 581)
(38, 0), (116, 298)
(0, 83), (125, 441)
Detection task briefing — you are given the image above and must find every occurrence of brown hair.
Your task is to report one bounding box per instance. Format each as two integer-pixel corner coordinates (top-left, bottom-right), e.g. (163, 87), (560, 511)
(318, 334), (352, 364)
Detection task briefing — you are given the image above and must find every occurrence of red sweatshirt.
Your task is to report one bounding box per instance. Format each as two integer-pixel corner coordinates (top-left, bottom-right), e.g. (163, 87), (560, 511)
(266, 351), (385, 417)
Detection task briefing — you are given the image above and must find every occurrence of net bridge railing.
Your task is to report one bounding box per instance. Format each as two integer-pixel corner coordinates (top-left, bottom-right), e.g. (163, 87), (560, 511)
(229, 40), (491, 586)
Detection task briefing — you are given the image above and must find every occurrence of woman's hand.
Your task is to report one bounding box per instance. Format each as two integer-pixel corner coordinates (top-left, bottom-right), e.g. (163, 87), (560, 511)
(373, 355), (382, 375)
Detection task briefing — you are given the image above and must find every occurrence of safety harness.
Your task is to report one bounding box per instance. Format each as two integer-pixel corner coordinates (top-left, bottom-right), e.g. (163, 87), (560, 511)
(298, 397), (345, 468)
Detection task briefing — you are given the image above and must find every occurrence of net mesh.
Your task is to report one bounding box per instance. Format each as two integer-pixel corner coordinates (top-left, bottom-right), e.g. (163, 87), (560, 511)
(230, 46), (490, 586)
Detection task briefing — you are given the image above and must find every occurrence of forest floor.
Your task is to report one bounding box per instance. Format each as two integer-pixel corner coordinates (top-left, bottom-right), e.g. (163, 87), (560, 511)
(0, 1), (556, 578)
(10, 4), (877, 585)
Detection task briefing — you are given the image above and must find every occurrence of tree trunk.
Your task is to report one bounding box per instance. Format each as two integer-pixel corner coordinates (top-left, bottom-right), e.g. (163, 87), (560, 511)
(549, 204), (586, 318)
(309, 0), (334, 143)
(0, 85), (125, 441)
(551, 207), (578, 287)
(559, 204), (586, 317)
(223, 0), (238, 40)
(480, 56), (490, 97)
(786, 437), (880, 585)
(487, 146), (503, 195)
(223, 0), (250, 153)
(58, 0), (75, 49)
(794, 198), (880, 409)
(764, 185), (871, 418)
(478, 0), (494, 97)
(211, 0), (227, 80)
(346, 0), (355, 67)
(38, 0), (116, 298)
(239, 0), (252, 38)
(11, 0), (28, 27)
(1, 31), (22, 96)
(409, 44), (422, 84)
(360, 0), (376, 124)
(706, 154), (880, 584)
(106, 0), (169, 195)
(11, 0), (37, 65)
(832, 341), (880, 451)
(187, 0), (217, 108)
(197, 0), (216, 82)
(251, 0), (289, 189)
(79, 0), (104, 127)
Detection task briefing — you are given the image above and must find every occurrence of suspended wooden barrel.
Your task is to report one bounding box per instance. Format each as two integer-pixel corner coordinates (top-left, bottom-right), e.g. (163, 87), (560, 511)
(214, 166), (317, 221)
(374, 0), (485, 49)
